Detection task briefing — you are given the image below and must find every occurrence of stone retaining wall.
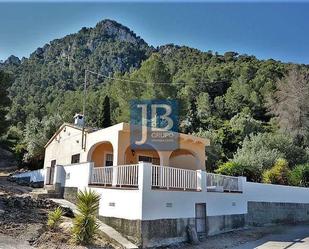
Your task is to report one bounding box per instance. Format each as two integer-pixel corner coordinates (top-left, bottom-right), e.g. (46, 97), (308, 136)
(62, 187), (78, 204)
(99, 214), (247, 248)
(247, 201), (309, 226)
(207, 214), (246, 235)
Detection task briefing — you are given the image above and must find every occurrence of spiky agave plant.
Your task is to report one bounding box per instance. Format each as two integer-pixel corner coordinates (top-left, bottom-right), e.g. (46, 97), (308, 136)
(72, 189), (100, 245)
(47, 206), (64, 230)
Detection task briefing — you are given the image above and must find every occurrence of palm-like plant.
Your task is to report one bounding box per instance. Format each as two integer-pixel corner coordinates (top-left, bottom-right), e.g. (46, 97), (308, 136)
(47, 207), (64, 230)
(72, 189), (100, 245)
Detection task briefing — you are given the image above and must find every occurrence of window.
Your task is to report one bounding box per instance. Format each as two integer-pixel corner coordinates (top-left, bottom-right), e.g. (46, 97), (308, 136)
(105, 153), (113, 166)
(138, 155), (152, 163)
(71, 154), (80, 164)
(138, 156), (160, 165)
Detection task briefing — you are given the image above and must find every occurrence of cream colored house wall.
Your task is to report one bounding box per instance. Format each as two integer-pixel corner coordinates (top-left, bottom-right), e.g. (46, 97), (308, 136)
(44, 122), (208, 171)
(169, 154), (196, 170)
(44, 126), (86, 168)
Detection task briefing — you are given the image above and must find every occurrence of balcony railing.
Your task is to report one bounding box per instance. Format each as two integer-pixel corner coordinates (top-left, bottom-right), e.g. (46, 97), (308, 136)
(90, 164), (139, 188)
(90, 166), (113, 186)
(89, 163), (243, 193)
(206, 173), (242, 192)
(116, 164), (139, 187)
(151, 165), (199, 191)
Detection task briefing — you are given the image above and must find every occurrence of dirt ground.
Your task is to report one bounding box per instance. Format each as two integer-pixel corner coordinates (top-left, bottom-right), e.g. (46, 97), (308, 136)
(0, 174), (114, 249)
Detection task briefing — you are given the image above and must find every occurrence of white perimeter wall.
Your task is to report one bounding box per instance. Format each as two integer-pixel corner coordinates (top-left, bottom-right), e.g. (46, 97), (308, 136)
(58, 162), (143, 220)
(141, 165), (247, 220)
(55, 162), (92, 188)
(12, 169), (45, 182)
(245, 182), (309, 204)
(90, 187), (143, 220)
(55, 162), (309, 221)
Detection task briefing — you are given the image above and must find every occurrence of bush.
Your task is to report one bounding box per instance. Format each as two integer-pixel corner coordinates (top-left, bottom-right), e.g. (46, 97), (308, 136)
(288, 164), (309, 187)
(233, 133), (308, 171)
(262, 158), (290, 185)
(71, 189), (100, 245)
(47, 207), (64, 230)
(215, 161), (258, 181)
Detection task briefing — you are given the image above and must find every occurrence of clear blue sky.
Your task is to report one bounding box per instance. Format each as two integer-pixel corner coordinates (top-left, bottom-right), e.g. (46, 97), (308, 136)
(1, 1), (309, 64)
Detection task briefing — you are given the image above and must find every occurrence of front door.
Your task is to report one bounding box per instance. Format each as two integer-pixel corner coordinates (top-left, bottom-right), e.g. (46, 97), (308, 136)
(46, 160), (56, 185)
(195, 203), (207, 234)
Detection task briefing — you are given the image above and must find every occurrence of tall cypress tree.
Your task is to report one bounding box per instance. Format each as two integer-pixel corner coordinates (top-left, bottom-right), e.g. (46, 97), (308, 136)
(98, 95), (111, 128)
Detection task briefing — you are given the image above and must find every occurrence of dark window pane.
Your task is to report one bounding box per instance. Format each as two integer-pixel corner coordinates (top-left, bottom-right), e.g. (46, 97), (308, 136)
(71, 154), (80, 164)
(105, 153), (113, 166)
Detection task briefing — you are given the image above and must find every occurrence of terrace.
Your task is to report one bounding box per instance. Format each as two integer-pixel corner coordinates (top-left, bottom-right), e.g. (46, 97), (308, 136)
(88, 163), (244, 193)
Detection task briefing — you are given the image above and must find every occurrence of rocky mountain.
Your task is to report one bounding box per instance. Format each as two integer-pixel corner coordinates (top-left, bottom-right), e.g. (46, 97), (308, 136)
(1, 19), (154, 124)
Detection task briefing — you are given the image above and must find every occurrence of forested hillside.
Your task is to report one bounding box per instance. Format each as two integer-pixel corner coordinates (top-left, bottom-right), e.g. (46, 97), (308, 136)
(1, 19), (308, 186)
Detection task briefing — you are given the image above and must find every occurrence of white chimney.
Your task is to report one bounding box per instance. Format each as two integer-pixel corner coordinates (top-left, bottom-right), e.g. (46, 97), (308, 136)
(74, 113), (84, 126)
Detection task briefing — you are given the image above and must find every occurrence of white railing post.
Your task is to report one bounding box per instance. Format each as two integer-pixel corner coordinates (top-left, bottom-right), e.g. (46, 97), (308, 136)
(88, 162), (94, 185)
(112, 165), (118, 187)
(196, 170), (202, 191)
(238, 176), (246, 193)
(167, 167), (170, 190)
(138, 162), (152, 191)
(160, 166), (163, 188)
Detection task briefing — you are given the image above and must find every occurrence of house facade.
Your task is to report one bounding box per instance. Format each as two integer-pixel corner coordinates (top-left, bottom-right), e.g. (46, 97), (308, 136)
(44, 122), (208, 174)
(36, 121), (309, 248)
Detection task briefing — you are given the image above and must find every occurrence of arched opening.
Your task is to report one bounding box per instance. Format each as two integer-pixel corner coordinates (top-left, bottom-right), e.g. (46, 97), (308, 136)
(169, 149), (200, 170)
(88, 142), (114, 167)
(124, 145), (160, 165)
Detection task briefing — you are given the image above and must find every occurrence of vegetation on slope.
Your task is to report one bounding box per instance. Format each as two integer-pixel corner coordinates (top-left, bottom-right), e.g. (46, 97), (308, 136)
(1, 19), (309, 185)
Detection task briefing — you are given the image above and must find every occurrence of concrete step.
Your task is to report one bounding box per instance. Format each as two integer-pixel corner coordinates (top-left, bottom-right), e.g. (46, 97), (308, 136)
(44, 185), (56, 191)
(31, 189), (62, 199)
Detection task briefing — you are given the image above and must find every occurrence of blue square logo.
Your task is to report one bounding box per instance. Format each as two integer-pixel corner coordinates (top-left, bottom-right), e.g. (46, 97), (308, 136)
(130, 100), (179, 151)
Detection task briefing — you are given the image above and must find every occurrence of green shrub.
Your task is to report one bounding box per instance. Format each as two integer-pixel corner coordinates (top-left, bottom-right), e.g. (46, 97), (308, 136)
(288, 164), (309, 187)
(233, 133), (308, 172)
(215, 161), (259, 182)
(262, 158), (290, 185)
(47, 207), (64, 230)
(71, 189), (100, 245)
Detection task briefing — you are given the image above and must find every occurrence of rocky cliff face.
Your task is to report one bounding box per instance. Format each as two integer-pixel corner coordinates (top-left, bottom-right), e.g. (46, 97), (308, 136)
(1, 19), (154, 122)
(27, 19), (152, 65)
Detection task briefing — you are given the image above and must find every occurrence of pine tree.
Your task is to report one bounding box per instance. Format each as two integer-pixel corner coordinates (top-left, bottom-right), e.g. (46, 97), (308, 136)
(0, 71), (11, 136)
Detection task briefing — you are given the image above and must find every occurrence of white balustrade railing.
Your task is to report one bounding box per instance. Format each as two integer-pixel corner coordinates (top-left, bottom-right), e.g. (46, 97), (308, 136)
(90, 163), (242, 193)
(116, 164), (139, 187)
(151, 165), (198, 190)
(206, 173), (242, 192)
(90, 166), (113, 186)
(90, 164), (139, 188)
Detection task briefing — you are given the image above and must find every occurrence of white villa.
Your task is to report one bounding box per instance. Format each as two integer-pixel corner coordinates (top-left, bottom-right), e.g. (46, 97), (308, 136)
(12, 116), (309, 248)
